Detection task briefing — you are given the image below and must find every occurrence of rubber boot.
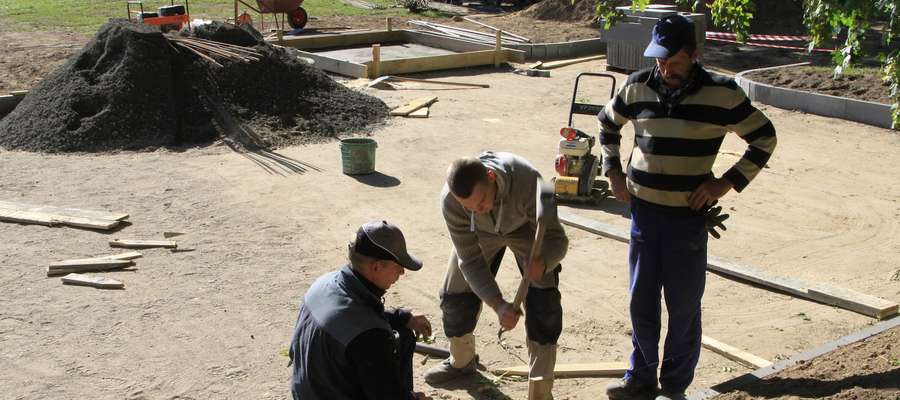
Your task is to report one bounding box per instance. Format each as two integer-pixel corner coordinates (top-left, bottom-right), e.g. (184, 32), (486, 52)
(423, 334), (477, 384)
(527, 340), (557, 400)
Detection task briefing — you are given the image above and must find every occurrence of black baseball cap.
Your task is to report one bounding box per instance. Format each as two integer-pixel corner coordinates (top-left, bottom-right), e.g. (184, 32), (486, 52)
(352, 220), (423, 271)
(644, 14), (696, 58)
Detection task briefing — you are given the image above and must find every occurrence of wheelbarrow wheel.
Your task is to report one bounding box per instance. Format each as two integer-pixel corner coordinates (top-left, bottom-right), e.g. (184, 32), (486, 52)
(288, 7), (308, 29)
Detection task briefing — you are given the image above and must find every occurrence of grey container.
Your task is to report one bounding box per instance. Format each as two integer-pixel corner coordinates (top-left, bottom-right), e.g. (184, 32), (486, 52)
(601, 5), (706, 71)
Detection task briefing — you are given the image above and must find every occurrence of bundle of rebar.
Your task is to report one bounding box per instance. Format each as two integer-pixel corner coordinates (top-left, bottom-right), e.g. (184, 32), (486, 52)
(406, 20), (532, 46)
(165, 35), (263, 67)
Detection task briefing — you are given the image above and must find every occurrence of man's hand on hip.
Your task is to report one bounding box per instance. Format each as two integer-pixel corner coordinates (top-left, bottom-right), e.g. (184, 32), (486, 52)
(493, 301), (521, 331)
(688, 177), (733, 210)
(607, 169), (631, 203)
(406, 313), (432, 339)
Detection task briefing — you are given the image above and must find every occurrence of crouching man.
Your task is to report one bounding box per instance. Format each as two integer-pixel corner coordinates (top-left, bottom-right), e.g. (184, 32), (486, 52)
(289, 220), (432, 400)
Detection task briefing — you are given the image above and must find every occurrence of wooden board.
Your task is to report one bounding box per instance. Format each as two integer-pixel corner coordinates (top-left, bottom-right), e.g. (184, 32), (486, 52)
(558, 210), (629, 243)
(47, 260), (134, 277)
(293, 49), (368, 78)
(407, 107), (430, 118)
(98, 251), (144, 260)
(390, 96), (438, 116)
(375, 49), (523, 77)
(0, 209), (120, 230)
(109, 239), (177, 249)
(492, 362), (628, 378)
(807, 285), (899, 320)
(61, 273), (124, 289)
(559, 210), (899, 319)
(0, 200), (128, 221)
(701, 335), (772, 369)
(539, 54), (605, 70)
(277, 30), (404, 50)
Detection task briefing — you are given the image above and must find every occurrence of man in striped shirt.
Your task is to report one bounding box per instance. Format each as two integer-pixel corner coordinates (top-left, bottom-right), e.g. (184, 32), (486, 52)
(598, 14), (777, 400)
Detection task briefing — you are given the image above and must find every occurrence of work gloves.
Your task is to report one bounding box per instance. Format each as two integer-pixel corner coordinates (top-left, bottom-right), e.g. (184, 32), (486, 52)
(703, 200), (730, 239)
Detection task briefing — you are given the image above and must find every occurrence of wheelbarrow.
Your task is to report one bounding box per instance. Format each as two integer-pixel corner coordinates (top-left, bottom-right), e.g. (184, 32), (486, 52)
(234, 0), (308, 31)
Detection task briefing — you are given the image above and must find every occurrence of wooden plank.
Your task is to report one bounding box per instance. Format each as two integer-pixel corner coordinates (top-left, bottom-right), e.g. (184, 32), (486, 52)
(293, 49), (368, 78)
(560, 210), (899, 319)
(109, 239), (178, 249)
(390, 96), (438, 116)
(275, 30), (404, 50)
(807, 285), (899, 320)
(61, 273), (124, 289)
(407, 107), (429, 118)
(492, 362), (628, 378)
(706, 256), (812, 298)
(376, 49), (523, 77)
(98, 251), (143, 260)
(558, 210), (629, 243)
(528, 377), (551, 400)
(403, 31), (495, 53)
(0, 200), (128, 221)
(539, 55), (606, 69)
(701, 335), (772, 369)
(0, 209), (120, 230)
(47, 260), (134, 277)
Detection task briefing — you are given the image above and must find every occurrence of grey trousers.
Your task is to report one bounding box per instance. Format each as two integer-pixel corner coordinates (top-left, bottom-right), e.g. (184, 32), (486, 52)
(439, 244), (563, 344)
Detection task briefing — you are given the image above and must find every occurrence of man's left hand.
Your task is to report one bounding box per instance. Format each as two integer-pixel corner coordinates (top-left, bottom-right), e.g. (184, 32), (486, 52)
(527, 256), (546, 283)
(688, 177), (733, 211)
(406, 313), (432, 339)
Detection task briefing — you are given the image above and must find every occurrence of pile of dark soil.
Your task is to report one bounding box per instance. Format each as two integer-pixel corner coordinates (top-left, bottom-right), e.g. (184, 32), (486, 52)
(713, 326), (899, 400)
(0, 20), (388, 152)
(519, 0), (605, 22)
(744, 66), (890, 104)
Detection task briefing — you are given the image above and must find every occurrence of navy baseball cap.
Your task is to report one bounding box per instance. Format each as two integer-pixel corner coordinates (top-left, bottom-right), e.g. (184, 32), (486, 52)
(644, 14), (696, 58)
(352, 220), (422, 271)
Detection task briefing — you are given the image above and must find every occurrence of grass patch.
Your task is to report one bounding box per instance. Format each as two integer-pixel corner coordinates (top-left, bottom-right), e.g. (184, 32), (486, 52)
(0, 0), (438, 33)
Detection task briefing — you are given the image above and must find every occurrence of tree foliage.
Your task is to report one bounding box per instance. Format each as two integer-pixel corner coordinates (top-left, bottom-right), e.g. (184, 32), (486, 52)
(592, 0), (900, 128)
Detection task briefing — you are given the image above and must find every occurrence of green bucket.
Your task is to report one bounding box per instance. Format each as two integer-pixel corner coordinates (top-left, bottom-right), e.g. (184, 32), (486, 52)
(340, 137), (377, 175)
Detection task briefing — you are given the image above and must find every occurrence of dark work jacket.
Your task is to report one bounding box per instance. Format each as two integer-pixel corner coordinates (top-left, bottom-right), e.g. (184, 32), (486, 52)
(289, 265), (413, 400)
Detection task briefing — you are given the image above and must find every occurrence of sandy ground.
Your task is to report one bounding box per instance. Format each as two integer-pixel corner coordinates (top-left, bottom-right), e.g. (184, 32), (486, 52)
(2, 55), (899, 400)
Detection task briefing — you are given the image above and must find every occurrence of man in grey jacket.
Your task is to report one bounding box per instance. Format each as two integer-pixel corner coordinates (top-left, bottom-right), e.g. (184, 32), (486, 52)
(424, 151), (569, 397)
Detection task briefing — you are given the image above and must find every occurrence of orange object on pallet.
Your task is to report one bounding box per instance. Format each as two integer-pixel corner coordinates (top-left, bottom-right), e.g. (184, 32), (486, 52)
(141, 14), (190, 30)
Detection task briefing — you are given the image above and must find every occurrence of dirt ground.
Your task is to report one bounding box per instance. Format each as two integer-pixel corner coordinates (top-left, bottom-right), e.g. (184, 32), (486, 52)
(2, 50), (899, 399)
(2, 8), (900, 400)
(714, 326), (899, 400)
(744, 66), (891, 105)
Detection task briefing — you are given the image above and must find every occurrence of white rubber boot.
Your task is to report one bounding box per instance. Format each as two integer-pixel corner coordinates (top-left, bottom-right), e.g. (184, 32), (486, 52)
(527, 340), (557, 400)
(424, 334), (477, 384)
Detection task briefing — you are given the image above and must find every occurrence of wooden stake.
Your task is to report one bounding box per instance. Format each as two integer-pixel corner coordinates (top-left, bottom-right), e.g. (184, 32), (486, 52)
(528, 377), (551, 400)
(386, 17), (392, 32)
(494, 30), (502, 68)
(61, 273), (124, 289)
(371, 44), (381, 78)
(109, 239), (178, 249)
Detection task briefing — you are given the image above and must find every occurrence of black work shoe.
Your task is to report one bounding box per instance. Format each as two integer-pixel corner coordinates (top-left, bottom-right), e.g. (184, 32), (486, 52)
(605, 378), (658, 400)
(655, 390), (686, 400)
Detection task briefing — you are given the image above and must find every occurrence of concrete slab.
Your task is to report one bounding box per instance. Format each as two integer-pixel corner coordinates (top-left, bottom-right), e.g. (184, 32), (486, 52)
(313, 43), (456, 64)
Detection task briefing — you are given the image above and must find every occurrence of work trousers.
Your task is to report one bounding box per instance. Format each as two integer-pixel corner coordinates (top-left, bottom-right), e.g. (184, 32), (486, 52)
(624, 198), (707, 393)
(439, 246), (563, 345)
(395, 325), (416, 393)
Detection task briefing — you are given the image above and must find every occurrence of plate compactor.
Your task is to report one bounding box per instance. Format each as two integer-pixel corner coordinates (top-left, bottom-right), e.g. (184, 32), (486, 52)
(552, 72), (617, 205)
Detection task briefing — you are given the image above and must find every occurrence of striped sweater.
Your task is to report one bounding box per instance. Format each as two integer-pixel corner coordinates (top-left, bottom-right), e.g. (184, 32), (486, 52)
(598, 65), (777, 209)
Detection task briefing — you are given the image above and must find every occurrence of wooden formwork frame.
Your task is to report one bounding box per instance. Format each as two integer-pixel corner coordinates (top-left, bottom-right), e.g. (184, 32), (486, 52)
(270, 28), (526, 79)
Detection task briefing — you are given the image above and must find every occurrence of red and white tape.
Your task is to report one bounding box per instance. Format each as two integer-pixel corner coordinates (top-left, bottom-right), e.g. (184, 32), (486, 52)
(706, 37), (833, 53)
(706, 31), (810, 42)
